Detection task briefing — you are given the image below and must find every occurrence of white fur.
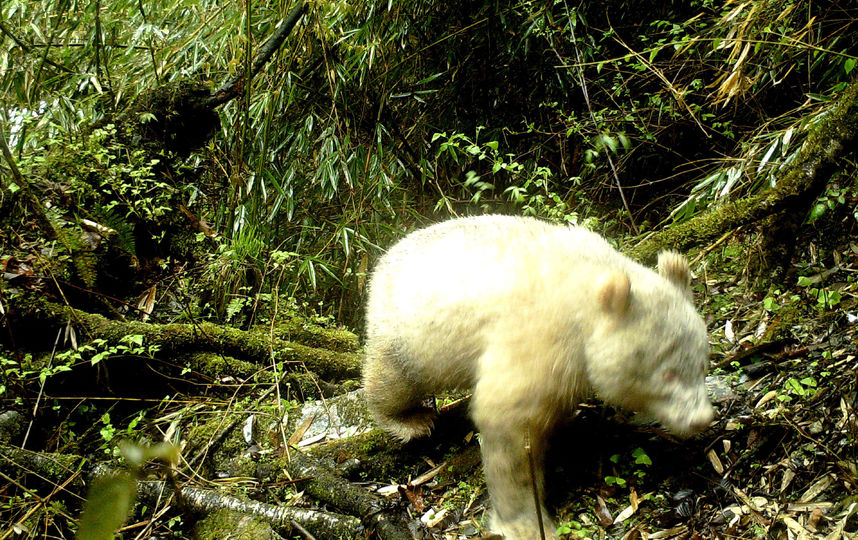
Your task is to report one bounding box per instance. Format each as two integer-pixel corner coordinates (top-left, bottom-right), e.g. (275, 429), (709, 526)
(363, 215), (714, 539)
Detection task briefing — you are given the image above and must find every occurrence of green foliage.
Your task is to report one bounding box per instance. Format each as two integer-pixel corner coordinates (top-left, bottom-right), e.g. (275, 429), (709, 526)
(5, 0), (858, 326)
(604, 474), (627, 487)
(90, 205), (137, 256)
(631, 447), (652, 467)
(557, 519), (596, 537)
(12, 121), (166, 289)
(55, 335), (158, 368)
(430, 129), (598, 226)
(197, 226), (265, 323)
(781, 376), (818, 400)
(661, 0), (858, 222)
(796, 276), (843, 311)
(1, 336), (157, 410)
(807, 184), (856, 224)
(62, 124), (169, 223)
(75, 442), (179, 540)
(47, 209), (99, 288)
(605, 447), (653, 487)
(4, 2), (858, 538)
(17, 122), (164, 222)
(0, 351), (72, 396)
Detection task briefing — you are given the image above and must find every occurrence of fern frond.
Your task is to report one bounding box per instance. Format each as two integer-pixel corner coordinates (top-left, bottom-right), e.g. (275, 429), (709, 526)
(47, 209), (83, 254)
(47, 208), (98, 286)
(73, 250), (98, 287)
(92, 205), (137, 256)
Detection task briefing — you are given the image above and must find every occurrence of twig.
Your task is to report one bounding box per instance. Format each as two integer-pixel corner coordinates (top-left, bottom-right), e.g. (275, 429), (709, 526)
(0, 20), (71, 73)
(290, 519), (318, 540)
(0, 122), (55, 238)
(21, 327), (63, 449)
(561, 3), (638, 233)
(525, 432), (546, 540)
(186, 384), (278, 469)
(609, 26), (708, 136)
(206, 2), (308, 108)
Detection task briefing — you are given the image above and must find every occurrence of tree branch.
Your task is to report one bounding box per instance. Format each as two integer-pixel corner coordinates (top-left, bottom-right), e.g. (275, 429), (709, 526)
(0, 123), (56, 239)
(626, 76), (858, 263)
(205, 2), (308, 108)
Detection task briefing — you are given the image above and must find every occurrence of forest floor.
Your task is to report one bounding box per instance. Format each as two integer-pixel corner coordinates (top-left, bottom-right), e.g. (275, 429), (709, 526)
(339, 231), (858, 539)
(1, 227), (856, 540)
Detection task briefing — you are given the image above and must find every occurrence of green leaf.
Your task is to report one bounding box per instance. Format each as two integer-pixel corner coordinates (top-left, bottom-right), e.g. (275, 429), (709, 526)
(91, 351), (110, 365)
(800, 377), (816, 388)
(605, 475), (626, 487)
(75, 473), (137, 540)
(808, 203), (827, 222)
(786, 378), (805, 395)
(845, 58), (856, 74)
(632, 447), (652, 466)
(824, 291), (842, 306)
(121, 334), (144, 347)
(485, 140), (499, 151)
(416, 72), (444, 85)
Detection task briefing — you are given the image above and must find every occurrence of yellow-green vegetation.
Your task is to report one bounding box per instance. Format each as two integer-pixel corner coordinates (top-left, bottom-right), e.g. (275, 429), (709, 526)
(437, 446), (485, 510)
(194, 509), (280, 540)
(3, 0), (858, 538)
(266, 316), (360, 353)
(309, 430), (409, 482)
(35, 303), (361, 381)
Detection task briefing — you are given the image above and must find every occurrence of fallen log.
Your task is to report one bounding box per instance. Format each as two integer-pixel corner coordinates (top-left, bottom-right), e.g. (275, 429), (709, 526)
(626, 76), (858, 264)
(29, 303), (361, 381)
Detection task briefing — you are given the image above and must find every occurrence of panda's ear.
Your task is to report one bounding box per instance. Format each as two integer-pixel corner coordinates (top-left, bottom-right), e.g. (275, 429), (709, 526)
(658, 251), (692, 292)
(598, 271), (631, 317)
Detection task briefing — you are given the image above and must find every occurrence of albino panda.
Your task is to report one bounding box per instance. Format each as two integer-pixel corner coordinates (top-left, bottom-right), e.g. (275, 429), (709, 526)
(362, 215), (714, 539)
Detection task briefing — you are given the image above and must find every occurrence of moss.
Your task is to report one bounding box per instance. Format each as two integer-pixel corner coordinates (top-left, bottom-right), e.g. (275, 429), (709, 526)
(194, 509), (279, 540)
(190, 352), (262, 381)
(218, 454), (258, 479)
(0, 444), (87, 489)
(184, 405), (254, 476)
(262, 315), (360, 353)
(309, 430), (414, 481)
(31, 304), (361, 381)
(626, 193), (764, 264)
(626, 78), (858, 265)
(759, 299), (803, 342)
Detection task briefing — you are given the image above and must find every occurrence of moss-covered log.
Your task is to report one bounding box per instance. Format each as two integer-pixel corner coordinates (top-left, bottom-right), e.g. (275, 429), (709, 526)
(137, 478), (360, 539)
(38, 304), (361, 381)
(626, 76), (858, 264)
(0, 444), (87, 488)
(0, 444), (360, 539)
(262, 315), (360, 353)
(284, 452), (411, 540)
